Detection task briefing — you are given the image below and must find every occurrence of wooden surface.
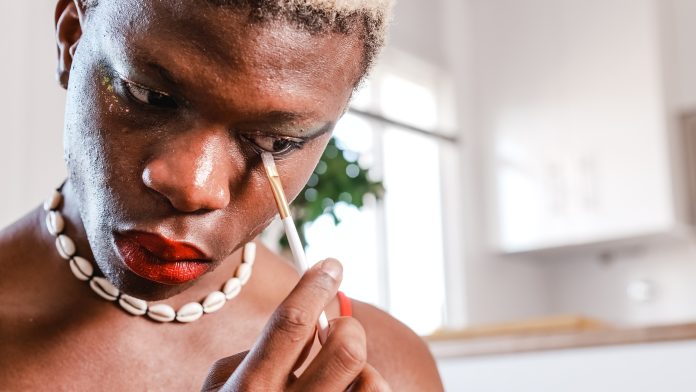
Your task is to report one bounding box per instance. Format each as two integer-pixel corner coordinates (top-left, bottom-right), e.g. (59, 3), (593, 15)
(427, 320), (696, 358)
(428, 315), (606, 340)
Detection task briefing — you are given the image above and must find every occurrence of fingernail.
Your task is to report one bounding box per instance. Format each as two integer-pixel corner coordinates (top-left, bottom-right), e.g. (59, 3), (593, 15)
(319, 259), (342, 281)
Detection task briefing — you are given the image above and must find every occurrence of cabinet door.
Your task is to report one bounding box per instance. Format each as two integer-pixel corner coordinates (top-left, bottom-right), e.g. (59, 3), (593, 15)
(478, 0), (675, 252)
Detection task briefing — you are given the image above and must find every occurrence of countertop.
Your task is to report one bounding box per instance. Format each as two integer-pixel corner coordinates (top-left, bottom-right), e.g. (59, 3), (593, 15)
(426, 316), (696, 358)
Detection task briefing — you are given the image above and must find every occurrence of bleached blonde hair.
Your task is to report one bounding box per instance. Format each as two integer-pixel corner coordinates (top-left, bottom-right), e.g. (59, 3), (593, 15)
(81, 0), (395, 75)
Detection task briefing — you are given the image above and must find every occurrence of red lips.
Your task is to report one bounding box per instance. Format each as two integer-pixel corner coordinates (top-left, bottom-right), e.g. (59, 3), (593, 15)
(114, 231), (211, 285)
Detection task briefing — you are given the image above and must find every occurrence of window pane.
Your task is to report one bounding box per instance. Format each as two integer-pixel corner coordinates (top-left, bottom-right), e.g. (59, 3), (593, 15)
(304, 202), (382, 306)
(304, 115), (384, 307)
(380, 74), (439, 130)
(382, 127), (446, 335)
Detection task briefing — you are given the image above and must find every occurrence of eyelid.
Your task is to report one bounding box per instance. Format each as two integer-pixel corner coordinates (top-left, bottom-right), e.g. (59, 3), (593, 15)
(117, 74), (172, 98)
(240, 133), (308, 157)
(242, 130), (306, 142)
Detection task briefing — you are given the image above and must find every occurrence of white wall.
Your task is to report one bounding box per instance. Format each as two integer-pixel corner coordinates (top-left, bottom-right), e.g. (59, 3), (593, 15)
(546, 242), (696, 326)
(388, 0), (447, 70)
(671, 0), (696, 110)
(0, 1), (66, 228)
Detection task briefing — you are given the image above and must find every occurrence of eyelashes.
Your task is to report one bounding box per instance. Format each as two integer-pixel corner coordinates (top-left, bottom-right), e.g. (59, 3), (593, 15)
(240, 133), (308, 156)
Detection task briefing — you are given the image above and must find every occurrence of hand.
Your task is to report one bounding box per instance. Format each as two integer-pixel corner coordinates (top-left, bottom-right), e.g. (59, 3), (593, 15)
(201, 259), (391, 392)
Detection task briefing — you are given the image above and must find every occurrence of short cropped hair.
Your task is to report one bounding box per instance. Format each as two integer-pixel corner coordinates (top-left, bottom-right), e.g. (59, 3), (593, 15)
(80, 0), (395, 74)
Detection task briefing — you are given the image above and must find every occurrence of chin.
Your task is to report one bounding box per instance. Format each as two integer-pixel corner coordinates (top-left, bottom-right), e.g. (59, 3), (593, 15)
(116, 272), (198, 301)
(92, 248), (200, 302)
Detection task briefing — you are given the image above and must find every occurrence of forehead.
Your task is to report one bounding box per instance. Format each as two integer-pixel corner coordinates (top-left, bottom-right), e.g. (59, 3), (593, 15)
(88, 0), (365, 116)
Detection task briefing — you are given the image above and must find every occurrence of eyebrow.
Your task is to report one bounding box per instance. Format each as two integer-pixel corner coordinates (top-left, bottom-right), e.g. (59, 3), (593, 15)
(132, 57), (332, 137)
(239, 120), (335, 139)
(260, 111), (304, 123)
(143, 60), (181, 89)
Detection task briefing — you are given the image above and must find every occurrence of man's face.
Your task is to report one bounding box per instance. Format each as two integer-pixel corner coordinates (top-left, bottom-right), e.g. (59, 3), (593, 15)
(60, 0), (364, 300)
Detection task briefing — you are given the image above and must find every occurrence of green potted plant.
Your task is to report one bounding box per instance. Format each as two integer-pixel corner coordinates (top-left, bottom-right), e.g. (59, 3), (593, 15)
(280, 137), (385, 250)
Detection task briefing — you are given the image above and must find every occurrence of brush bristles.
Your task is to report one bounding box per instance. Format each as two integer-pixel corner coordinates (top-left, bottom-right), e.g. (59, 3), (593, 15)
(261, 152), (279, 177)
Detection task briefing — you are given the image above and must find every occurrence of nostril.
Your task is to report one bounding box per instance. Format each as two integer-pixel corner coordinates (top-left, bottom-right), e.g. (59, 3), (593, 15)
(167, 187), (224, 213)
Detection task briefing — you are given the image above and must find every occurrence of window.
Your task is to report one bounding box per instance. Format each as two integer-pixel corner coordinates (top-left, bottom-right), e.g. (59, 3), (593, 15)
(266, 50), (460, 335)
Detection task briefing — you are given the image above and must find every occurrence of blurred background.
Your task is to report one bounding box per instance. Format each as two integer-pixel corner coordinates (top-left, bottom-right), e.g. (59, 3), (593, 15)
(2, 0), (696, 390)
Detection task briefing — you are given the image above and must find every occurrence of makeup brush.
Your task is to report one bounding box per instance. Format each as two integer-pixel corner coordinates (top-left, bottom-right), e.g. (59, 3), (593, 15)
(260, 152), (330, 340)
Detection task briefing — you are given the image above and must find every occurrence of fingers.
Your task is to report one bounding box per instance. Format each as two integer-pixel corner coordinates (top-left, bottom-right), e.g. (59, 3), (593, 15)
(230, 259), (343, 389)
(292, 326), (317, 374)
(348, 364), (393, 392)
(200, 351), (249, 392)
(292, 317), (368, 392)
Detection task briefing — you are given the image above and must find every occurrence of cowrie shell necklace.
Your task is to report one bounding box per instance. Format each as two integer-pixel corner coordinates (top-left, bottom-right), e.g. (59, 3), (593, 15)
(44, 188), (255, 323)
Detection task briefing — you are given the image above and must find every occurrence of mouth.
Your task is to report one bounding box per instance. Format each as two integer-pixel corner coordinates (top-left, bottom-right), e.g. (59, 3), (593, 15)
(114, 231), (212, 285)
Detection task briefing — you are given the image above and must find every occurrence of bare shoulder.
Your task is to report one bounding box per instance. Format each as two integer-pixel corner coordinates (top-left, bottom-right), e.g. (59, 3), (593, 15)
(0, 208), (41, 267)
(0, 207), (46, 328)
(352, 300), (444, 392)
(0, 207), (56, 311)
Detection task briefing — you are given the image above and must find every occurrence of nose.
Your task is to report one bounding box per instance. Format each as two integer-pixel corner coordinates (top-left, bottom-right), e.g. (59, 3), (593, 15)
(142, 130), (231, 213)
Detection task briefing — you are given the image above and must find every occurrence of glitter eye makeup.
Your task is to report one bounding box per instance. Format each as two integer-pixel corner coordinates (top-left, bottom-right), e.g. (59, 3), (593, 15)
(117, 77), (178, 109)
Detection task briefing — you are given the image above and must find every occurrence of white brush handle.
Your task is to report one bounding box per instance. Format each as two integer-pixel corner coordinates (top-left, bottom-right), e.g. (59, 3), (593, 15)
(282, 216), (330, 337)
(283, 216), (309, 272)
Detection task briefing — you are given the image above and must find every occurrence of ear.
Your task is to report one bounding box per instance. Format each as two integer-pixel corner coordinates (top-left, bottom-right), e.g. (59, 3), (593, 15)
(55, 0), (86, 89)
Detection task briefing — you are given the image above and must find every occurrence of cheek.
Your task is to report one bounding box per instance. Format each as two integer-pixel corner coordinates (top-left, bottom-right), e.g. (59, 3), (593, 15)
(65, 76), (110, 193)
(66, 57), (171, 183)
(63, 61), (150, 224)
(65, 61), (121, 166)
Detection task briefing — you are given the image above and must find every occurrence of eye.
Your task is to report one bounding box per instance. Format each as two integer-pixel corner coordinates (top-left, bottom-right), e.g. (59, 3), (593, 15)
(243, 134), (306, 156)
(121, 79), (177, 109)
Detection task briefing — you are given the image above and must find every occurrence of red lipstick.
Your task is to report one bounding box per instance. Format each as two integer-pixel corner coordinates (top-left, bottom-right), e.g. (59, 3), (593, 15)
(114, 231), (211, 285)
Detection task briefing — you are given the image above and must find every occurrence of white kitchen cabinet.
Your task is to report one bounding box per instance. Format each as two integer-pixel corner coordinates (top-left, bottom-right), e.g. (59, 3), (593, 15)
(438, 339), (696, 392)
(474, 0), (681, 252)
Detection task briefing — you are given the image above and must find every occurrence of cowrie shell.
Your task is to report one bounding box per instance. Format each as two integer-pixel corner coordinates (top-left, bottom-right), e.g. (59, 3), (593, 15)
(44, 190), (62, 211)
(69, 256), (93, 281)
(176, 302), (204, 323)
(202, 291), (226, 314)
(89, 277), (119, 301)
(46, 211), (65, 236)
(236, 263), (252, 286)
(56, 235), (76, 260)
(119, 295), (148, 316)
(223, 277), (242, 300)
(147, 304), (176, 323)
(243, 242), (257, 265)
